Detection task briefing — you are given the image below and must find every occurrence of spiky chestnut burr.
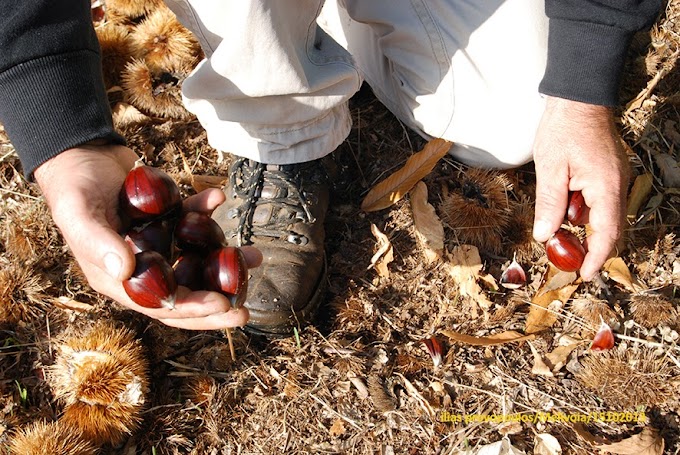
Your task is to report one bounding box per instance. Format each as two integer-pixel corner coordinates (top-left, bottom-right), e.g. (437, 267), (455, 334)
(204, 247), (248, 309)
(119, 160), (181, 223)
(47, 320), (149, 447)
(8, 420), (97, 455)
(123, 250), (177, 309)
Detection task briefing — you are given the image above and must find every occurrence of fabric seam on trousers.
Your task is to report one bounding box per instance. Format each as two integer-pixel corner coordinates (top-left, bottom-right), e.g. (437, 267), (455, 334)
(169, 0), (216, 54)
(248, 108), (337, 136)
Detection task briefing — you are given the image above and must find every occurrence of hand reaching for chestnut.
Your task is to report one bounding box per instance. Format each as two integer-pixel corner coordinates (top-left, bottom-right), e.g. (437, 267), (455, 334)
(532, 97), (628, 280)
(34, 144), (261, 330)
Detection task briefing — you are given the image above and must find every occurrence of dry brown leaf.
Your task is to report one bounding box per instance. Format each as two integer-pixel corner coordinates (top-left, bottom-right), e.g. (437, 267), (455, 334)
(368, 224), (394, 278)
(445, 245), (494, 310)
(533, 433), (562, 455)
(525, 283), (579, 334)
(529, 341), (553, 377)
(544, 344), (579, 372)
(603, 257), (645, 292)
(573, 424), (664, 455)
(329, 418), (346, 438)
(440, 329), (535, 346)
(410, 181), (444, 263)
(538, 264), (578, 296)
(627, 173), (654, 222)
(361, 138), (452, 212)
(53, 296), (95, 312)
(177, 148), (228, 193)
(654, 153), (680, 188)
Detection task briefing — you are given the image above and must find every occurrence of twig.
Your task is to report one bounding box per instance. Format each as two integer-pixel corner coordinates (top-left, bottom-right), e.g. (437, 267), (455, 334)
(224, 328), (236, 361)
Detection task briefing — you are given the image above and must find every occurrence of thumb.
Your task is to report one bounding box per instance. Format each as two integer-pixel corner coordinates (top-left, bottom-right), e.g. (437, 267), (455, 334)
(67, 214), (136, 281)
(533, 164), (569, 243)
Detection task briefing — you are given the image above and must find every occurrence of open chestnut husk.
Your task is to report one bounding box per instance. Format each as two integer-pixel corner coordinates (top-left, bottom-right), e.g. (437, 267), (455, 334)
(545, 228), (586, 272)
(204, 246), (248, 309)
(119, 161), (182, 223)
(124, 219), (174, 259)
(123, 250), (177, 309)
(567, 190), (588, 225)
(174, 211), (226, 252)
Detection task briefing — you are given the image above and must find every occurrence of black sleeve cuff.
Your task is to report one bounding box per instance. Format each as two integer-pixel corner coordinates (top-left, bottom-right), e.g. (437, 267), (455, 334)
(0, 50), (125, 180)
(539, 18), (633, 106)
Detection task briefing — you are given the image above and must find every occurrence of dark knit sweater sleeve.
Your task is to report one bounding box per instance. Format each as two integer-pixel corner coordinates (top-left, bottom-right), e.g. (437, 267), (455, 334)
(0, 0), (125, 179)
(541, 0), (663, 106)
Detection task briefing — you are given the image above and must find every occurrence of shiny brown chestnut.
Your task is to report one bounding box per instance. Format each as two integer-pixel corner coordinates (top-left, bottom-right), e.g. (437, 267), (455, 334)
(174, 211), (226, 252)
(204, 246), (248, 309)
(124, 219), (174, 259)
(567, 190), (588, 225)
(500, 257), (526, 289)
(119, 161), (182, 223)
(123, 250), (177, 309)
(172, 252), (205, 291)
(545, 229), (586, 272)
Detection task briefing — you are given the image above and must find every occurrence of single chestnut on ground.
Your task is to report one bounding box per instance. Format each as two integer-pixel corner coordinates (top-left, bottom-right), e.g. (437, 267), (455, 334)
(123, 250), (177, 309)
(204, 246), (248, 309)
(545, 229), (586, 272)
(119, 160), (182, 223)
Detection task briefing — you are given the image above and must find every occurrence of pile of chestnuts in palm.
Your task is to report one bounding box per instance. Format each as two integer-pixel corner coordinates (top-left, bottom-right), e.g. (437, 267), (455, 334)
(119, 160), (248, 310)
(544, 190), (588, 273)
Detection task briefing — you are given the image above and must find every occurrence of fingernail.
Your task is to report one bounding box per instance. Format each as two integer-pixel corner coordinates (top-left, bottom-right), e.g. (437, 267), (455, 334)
(104, 253), (122, 279)
(533, 220), (552, 241)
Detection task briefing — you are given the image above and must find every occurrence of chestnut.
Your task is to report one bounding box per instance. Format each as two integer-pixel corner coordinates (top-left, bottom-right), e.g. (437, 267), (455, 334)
(119, 161), (182, 223)
(172, 252), (205, 291)
(567, 190), (587, 225)
(204, 246), (248, 309)
(124, 219), (174, 259)
(545, 229), (586, 273)
(123, 250), (177, 309)
(500, 257), (526, 289)
(174, 211), (226, 252)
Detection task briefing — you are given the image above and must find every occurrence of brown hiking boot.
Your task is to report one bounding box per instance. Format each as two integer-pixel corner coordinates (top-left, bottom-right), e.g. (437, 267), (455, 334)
(212, 157), (329, 336)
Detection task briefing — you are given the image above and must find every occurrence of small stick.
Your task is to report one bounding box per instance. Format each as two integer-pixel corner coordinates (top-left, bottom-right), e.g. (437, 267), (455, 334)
(224, 328), (236, 360)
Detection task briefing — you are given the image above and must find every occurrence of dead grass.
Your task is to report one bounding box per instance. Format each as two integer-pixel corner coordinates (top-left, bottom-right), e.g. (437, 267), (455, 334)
(0, 1), (679, 454)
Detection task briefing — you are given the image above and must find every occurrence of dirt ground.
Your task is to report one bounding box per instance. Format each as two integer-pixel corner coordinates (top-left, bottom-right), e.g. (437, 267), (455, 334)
(1, 1), (679, 454)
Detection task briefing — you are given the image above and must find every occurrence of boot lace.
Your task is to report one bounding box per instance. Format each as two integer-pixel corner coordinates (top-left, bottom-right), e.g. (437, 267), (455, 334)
(228, 158), (317, 246)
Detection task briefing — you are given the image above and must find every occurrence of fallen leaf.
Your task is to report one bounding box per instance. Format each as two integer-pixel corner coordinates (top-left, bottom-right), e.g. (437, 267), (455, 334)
(361, 138), (452, 212)
(533, 433), (562, 455)
(544, 344), (579, 372)
(53, 296), (95, 312)
(329, 418), (346, 437)
(654, 153), (680, 188)
(441, 329), (535, 346)
(573, 424), (664, 455)
(526, 265), (580, 334)
(603, 257), (645, 292)
(445, 245), (494, 310)
(468, 437), (526, 455)
(410, 181), (445, 263)
(626, 173), (654, 222)
(529, 341), (554, 377)
(368, 224), (394, 278)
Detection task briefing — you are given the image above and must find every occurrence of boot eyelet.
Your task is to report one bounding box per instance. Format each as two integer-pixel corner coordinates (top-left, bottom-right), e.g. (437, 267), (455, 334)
(287, 234), (308, 245)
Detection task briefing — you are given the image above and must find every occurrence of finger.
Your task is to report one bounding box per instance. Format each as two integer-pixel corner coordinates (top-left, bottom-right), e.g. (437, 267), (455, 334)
(240, 245), (263, 268)
(182, 188), (226, 214)
(579, 201), (622, 281)
(159, 308), (249, 330)
(63, 211), (136, 281)
(533, 162), (570, 243)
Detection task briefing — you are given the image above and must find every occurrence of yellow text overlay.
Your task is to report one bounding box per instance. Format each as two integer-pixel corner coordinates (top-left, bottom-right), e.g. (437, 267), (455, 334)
(439, 411), (646, 424)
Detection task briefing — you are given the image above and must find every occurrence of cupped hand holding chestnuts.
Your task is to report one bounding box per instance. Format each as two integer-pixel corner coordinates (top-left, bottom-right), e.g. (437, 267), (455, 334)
(119, 160), (250, 312)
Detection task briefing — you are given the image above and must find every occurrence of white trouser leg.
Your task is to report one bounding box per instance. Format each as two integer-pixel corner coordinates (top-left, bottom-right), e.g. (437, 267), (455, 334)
(318, 0), (549, 169)
(164, 0), (362, 164)
(167, 0), (547, 169)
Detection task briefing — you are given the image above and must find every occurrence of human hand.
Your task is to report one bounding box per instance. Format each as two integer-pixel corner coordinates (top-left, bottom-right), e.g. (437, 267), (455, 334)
(34, 144), (261, 329)
(532, 97), (629, 280)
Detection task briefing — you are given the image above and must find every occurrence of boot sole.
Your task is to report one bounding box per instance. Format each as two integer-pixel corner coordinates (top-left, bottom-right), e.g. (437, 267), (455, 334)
(242, 254), (327, 338)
